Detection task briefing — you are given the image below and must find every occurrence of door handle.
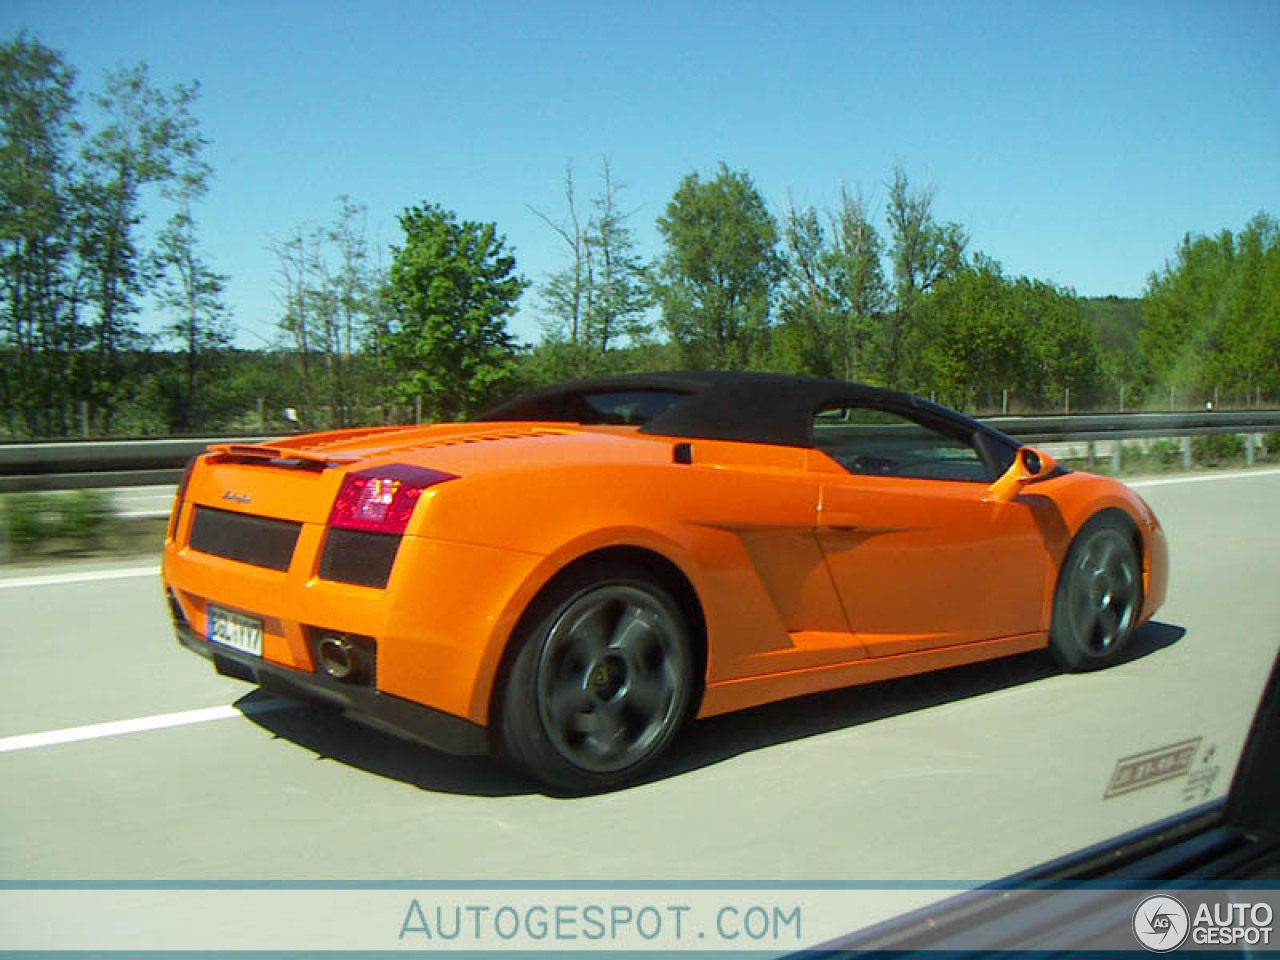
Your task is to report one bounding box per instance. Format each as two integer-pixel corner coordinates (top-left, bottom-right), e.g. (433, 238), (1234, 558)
(819, 511), (861, 529)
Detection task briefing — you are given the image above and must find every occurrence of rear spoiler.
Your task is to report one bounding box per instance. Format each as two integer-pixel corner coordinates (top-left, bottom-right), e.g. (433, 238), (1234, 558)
(205, 443), (359, 470)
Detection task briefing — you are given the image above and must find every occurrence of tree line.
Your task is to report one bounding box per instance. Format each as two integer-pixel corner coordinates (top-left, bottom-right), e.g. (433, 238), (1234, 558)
(2, 36), (1277, 438)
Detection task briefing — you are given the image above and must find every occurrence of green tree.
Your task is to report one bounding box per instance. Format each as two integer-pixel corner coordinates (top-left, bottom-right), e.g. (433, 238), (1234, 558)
(322, 196), (382, 424)
(774, 187), (888, 380)
(912, 255), (1023, 406)
(270, 197), (386, 427)
(586, 161), (653, 358)
(0, 34), (81, 436)
(1081, 296), (1144, 407)
(1014, 277), (1102, 410)
(829, 186), (889, 381)
(656, 163), (779, 369)
(533, 164), (590, 376)
(76, 62), (206, 432)
(152, 83), (232, 432)
(271, 223), (321, 417)
(1210, 214), (1280, 400)
(774, 202), (840, 376)
(535, 160), (653, 378)
(1139, 228), (1235, 399)
(883, 167), (967, 385)
(1138, 213), (1280, 406)
(909, 256), (1102, 411)
(377, 203), (526, 419)
(154, 185), (231, 431)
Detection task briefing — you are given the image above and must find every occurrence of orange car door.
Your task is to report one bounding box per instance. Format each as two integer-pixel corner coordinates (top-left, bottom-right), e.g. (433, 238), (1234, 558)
(811, 405), (1049, 656)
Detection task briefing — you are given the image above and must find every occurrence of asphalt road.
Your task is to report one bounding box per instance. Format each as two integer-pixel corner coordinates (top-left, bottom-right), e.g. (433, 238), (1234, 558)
(3, 468), (1278, 885)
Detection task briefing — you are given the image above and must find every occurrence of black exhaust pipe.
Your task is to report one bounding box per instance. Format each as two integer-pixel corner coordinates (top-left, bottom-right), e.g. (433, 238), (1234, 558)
(309, 629), (376, 685)
(316, 635), (358, 680)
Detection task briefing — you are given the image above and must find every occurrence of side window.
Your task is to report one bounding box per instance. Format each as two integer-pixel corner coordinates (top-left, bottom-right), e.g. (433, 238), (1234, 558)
(811, 405), (994, 482)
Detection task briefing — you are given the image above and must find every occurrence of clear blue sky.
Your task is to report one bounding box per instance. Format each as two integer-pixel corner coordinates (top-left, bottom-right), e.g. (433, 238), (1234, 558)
(4, 0), (1278, 348)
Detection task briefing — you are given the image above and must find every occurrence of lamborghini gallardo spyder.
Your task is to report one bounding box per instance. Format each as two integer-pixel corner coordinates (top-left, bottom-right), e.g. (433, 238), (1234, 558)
(162, 372), (1169, 791)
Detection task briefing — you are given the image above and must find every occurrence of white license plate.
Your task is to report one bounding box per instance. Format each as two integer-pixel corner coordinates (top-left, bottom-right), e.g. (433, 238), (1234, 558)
(207, 605), (263, 657)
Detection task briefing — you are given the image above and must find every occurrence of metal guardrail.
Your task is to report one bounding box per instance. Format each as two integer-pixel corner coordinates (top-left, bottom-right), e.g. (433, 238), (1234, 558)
(0, 412), (1277, 493)
(988, 411), (1280, 471)
(0, 436), (277, 493)
(984, 410), (1280, 443)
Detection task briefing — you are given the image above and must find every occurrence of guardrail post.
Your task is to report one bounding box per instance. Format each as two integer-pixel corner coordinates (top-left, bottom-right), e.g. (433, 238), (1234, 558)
(1246, 434), (1256, 466)
(1086, 441), (1096, 467)
(1112, 440), (1123, 473)
(1181, 436), (1193, 469)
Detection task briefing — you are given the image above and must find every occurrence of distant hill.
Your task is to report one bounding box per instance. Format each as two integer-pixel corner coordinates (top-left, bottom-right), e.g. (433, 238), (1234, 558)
(1081, 296), (1142, 354)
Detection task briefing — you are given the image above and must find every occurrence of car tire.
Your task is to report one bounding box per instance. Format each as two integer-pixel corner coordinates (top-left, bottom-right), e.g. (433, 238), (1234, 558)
(1049, 516), (1143, 672)
(497, 562), (696, 793)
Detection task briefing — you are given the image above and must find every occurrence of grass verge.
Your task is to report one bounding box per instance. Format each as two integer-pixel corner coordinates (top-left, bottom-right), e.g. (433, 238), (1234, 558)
(0, 490), (167, 564)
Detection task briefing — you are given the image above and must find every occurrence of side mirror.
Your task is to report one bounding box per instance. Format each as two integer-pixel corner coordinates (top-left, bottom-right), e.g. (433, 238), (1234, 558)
(985, 446), (1057, 503)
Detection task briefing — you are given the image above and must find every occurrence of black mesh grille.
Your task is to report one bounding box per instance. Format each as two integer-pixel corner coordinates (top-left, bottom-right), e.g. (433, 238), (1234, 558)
(189, 506), (301, 571)
(318, 528), (402, 588)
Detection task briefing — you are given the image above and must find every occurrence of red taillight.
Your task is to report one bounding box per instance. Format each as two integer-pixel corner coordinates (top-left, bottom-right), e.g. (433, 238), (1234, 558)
(328, 464), (456, 535)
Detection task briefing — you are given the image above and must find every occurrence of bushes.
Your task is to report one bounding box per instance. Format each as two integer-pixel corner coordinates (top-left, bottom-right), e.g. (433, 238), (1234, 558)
(1263, 434), (1280, 462)
(1191, 434), (1245, 465)
(1140, 438), (1184, 470)
(1101, 434), (1264, 474)
(1, 490), (111, 556)
(1108, 438), (1183, 474)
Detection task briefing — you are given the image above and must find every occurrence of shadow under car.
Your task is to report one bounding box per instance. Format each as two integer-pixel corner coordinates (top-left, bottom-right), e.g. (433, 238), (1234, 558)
(237, 620), (1185, 798)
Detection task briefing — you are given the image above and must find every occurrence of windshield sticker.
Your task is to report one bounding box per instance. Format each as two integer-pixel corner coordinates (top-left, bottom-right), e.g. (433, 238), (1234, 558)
(1103, 738), (1202, 799)
(1181, 742), (1223, 803)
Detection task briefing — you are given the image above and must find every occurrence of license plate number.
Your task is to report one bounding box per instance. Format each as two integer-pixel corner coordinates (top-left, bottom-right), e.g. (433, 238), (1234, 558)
(207, 605), (263, 657)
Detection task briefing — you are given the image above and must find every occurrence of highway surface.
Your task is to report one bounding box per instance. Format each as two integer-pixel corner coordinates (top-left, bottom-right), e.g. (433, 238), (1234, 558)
(3, 468), (1278, 886)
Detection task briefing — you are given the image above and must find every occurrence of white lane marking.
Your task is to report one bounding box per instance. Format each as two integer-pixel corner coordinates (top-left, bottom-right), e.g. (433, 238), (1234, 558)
(0, 699), (296, 754)
(0, 565), (161, 591)
(1128, 467), (1280, 488)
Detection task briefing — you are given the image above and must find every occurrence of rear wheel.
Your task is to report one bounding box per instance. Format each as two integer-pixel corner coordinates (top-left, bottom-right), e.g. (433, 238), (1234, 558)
(497, 564), (695, 792)
(1050, 517), (1142, 671)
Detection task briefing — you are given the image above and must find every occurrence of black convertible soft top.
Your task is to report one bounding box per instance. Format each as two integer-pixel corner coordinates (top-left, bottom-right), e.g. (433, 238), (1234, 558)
(477, 371), (1000, 449)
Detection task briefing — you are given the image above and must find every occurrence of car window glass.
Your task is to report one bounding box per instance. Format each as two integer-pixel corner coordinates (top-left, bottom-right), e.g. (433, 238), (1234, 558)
(812, 405), (993, 482)
(580, 390), (686, 425)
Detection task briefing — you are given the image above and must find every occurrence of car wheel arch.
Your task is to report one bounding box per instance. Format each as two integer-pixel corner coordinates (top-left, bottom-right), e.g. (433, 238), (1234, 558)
(1069, 505), (1144, 570)
(487, 544), (709, 732)
(1049, 506), (1146, 671)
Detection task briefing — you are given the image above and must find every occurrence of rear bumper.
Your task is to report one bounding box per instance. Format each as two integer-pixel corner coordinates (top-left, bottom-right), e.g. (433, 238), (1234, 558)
(174, 621), (490, 757)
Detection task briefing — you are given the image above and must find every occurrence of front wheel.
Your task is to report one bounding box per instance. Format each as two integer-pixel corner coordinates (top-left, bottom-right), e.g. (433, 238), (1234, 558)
(497, 565), (696, 793)
(1049, 518), (1142, 671)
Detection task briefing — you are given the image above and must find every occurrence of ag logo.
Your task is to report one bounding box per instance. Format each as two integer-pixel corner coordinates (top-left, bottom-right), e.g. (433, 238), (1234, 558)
(1133, 895), (1190, 952)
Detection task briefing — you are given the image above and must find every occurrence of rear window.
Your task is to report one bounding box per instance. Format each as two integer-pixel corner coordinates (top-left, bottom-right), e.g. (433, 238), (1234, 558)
(579, 390), (686, 425)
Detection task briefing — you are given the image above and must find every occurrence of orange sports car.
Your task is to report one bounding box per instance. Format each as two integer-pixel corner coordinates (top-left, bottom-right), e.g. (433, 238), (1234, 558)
(162, 372), (1168, 791)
